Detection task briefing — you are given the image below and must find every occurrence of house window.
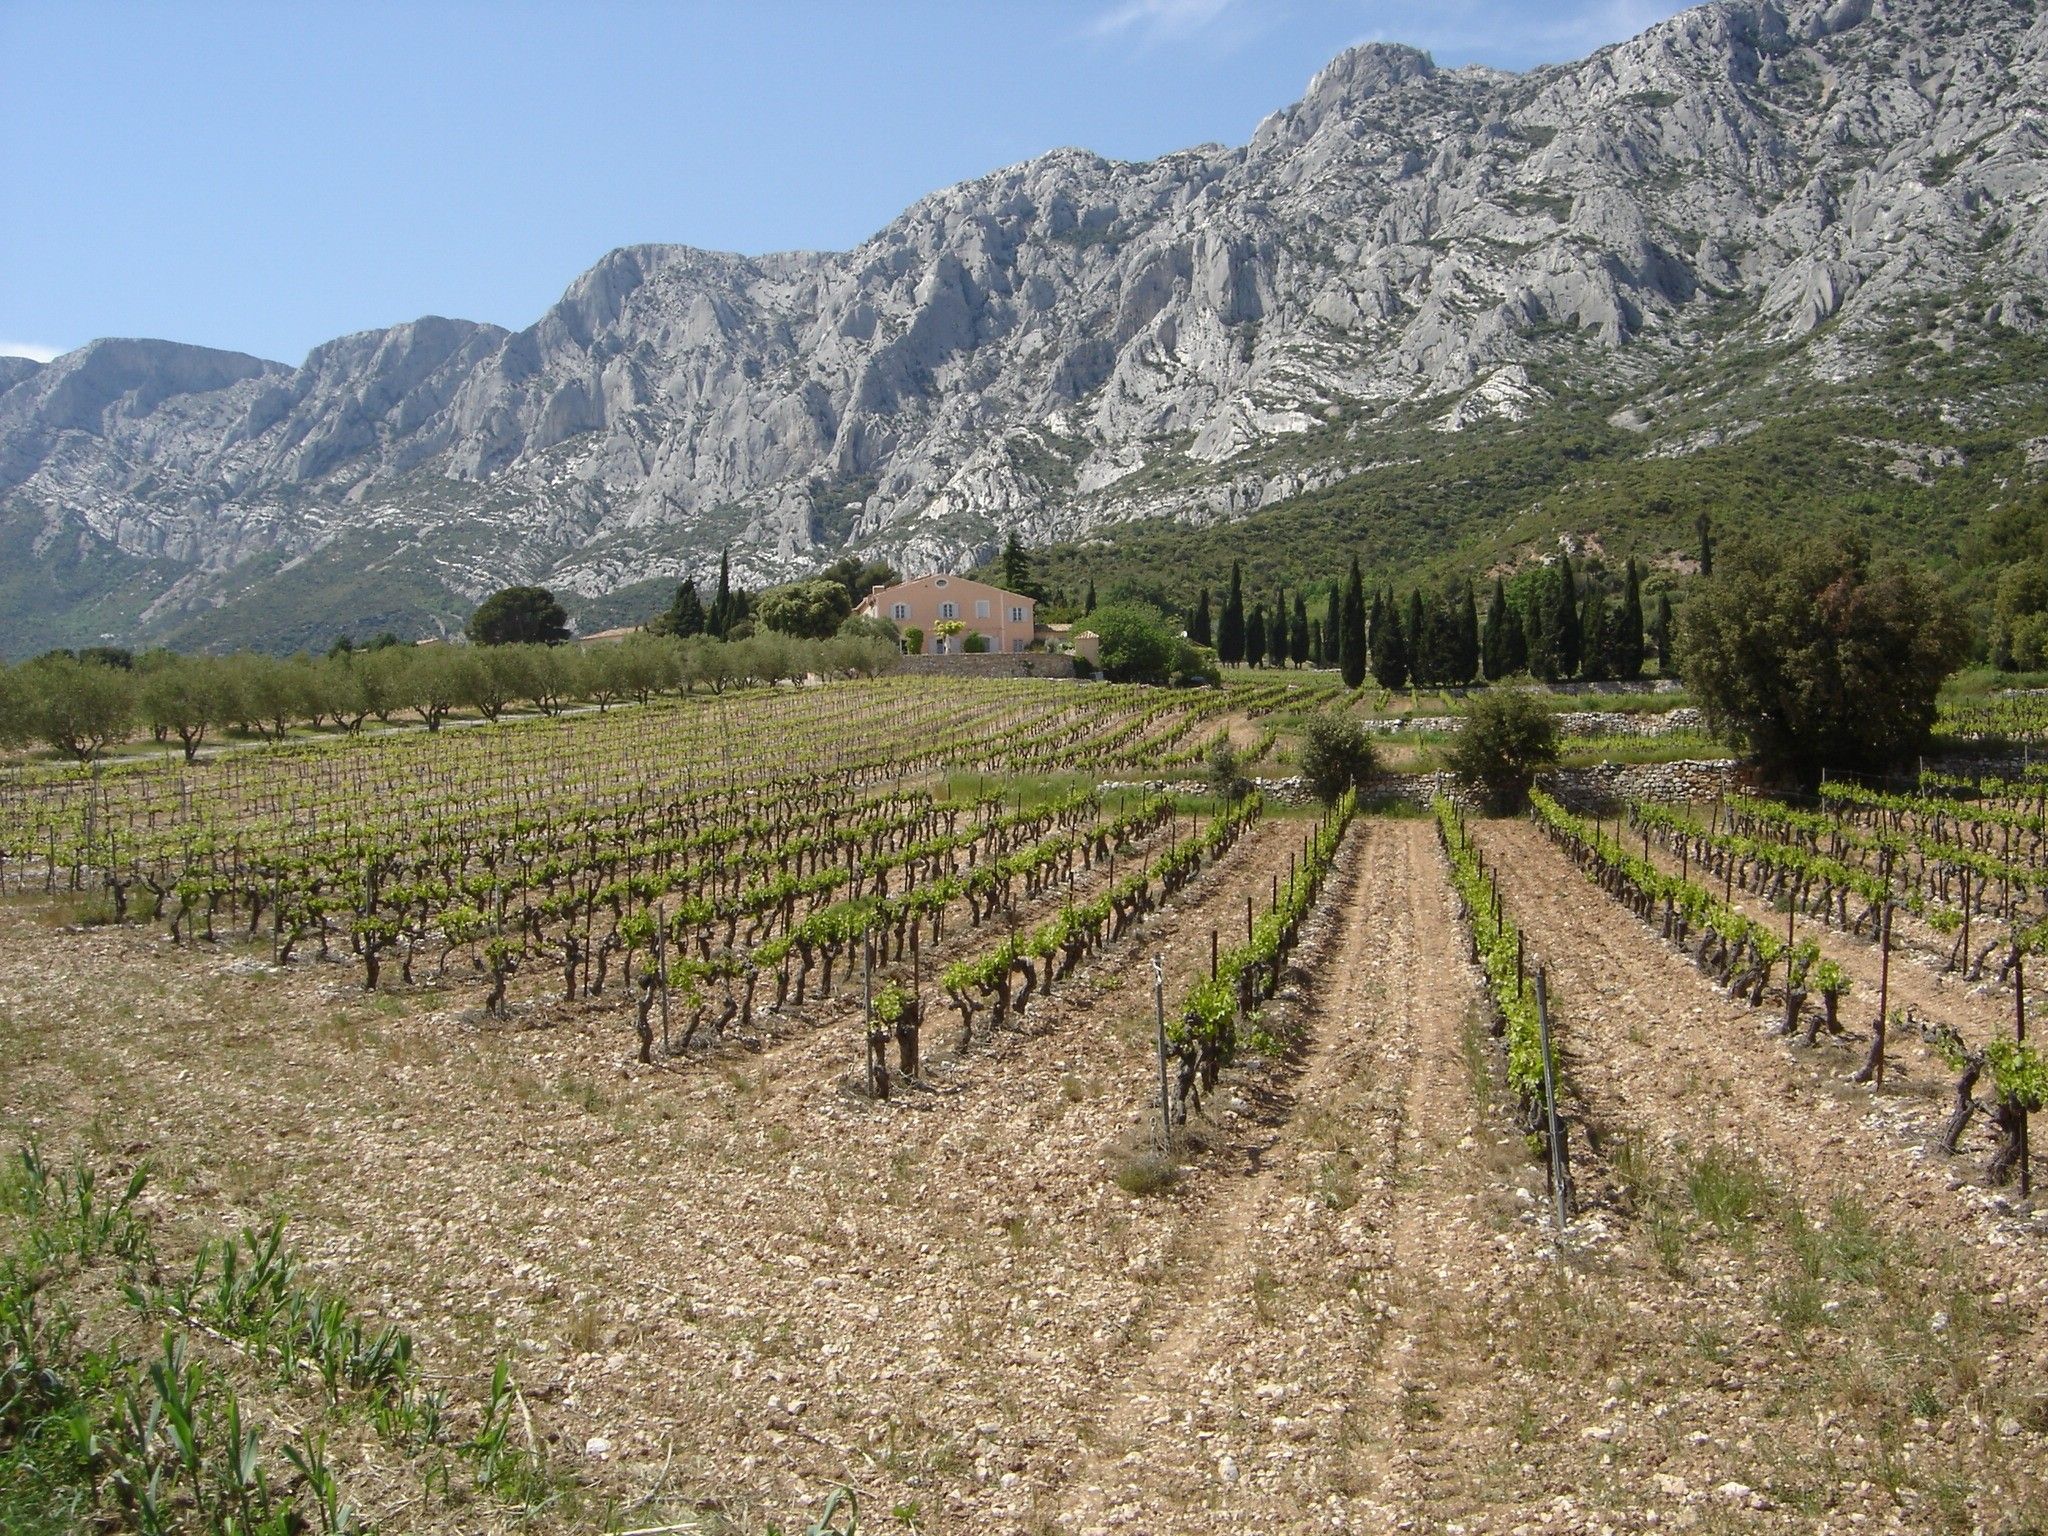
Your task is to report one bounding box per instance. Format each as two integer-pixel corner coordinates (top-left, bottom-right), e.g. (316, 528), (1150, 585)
(891, 603), (909, 621)
(1013, 638), (1027, 653)
(1009, 606), (1026, 623)
(934, 578), (949, 587)
(940, 602), (957, 619)
(975, 600), (990, 619)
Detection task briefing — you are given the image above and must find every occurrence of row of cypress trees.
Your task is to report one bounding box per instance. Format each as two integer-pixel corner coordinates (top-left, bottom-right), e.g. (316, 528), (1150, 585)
(1190, 553), (1672, 687)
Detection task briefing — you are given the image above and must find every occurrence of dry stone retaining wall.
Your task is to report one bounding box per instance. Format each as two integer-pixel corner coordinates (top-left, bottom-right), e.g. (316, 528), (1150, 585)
(1104, 762), (1742, 810)
(1361, 707), (1704, 739)
(1355, 759), (1739, 811)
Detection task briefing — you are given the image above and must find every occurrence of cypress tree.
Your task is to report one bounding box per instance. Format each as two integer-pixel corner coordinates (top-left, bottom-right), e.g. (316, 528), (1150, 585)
(1219, 563), (1245, 665)
(1555, 553), (1582, 679)
(1503, 597), (1528, 676)
(1270, 592), (1290, 668)
(659, 578), (707, 638)
(1617, 557), (1645, 679)
(1525, 569), (1561, 681)
(1190, 588), (1212, 647)
(1405, 589), (1429, 687)
(709, 549), (734, 639)
(1248, 602), (1269, 667)
(1084, 577), (1097, 614)
(1450, 580), (1480, 686)
(1366, 589), (1386, 675)
(1324, 586), (1341, 669)
(1580, 585), (1612, 681)
(1652, 591), (1674, 672)
(1290, 591), (1310, 667)
(1309, 619), (1325, 668)
(1001, 532), (1033, 598)
(1371, 586), (1407, 690)
(1482, 577), (1511, 681)
(1340, 560), (1368, 689)
(1696, 512), (1714, 578)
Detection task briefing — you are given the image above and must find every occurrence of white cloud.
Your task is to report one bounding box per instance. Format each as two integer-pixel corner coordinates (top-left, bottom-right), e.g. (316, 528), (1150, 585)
(1087, 0), (1247, 45)
(0, 341), (63, 363)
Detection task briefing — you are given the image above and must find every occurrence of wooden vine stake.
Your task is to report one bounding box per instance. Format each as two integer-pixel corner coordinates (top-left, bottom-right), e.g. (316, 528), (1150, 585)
(2018, 947), (2030, 1200)
(1153, 954), (1170, 1153)
(865, 927), (892, 1100)
(1533, 966), (1571, 1237)
(1855, 901), (1892, 1087)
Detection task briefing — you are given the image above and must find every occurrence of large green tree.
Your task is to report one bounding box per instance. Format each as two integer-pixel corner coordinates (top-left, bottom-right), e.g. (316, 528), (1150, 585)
(818, 555), (900, 606)
(1677, 532), (1970, 785)
(138, 655), (236, 761)
(755, 579), (853, 640)
(999, 532), (1046, 601)
(1300, 712), (1379, 803)
(25, 655), (137, 761)
(653, 578), (707, 638)
(468, 586), (570, 647)
(1189, 588), (1212, 648)
(1091, 602), (1182, 683)
(708, 550), (736, 639)
(1579, 585), (1612, 681)
(1448, 580), (1480, 687)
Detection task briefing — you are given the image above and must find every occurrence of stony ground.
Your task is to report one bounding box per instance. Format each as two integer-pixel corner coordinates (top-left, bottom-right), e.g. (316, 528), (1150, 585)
(2, 811), (2044, 1534)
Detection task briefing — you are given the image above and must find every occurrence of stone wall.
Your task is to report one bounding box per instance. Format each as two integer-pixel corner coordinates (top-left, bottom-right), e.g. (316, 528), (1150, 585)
(1353, 759), (1740, 811)
(891, 653), (1076, 680)
(1361, 707), (1705, 739)
(1114, 760), (1740, 811)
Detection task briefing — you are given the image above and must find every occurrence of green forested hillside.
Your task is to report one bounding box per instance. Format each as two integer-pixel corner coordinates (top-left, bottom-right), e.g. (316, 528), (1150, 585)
(1017, 328), (2048, 650)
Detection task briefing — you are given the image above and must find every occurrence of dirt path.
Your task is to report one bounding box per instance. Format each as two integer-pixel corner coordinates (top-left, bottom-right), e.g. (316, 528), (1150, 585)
(1053, 818), (1540, 1532)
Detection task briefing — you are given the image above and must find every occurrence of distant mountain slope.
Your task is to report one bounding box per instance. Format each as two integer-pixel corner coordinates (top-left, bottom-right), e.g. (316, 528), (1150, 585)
(4, 0), (2046, 654)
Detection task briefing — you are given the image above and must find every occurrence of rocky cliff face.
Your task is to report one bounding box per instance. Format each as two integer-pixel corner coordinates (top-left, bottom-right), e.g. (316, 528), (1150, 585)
(5, 0), (2046, 651)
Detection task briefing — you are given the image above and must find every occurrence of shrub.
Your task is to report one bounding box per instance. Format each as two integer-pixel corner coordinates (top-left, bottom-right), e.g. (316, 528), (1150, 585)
(1299, 712), (1377, 803)
(1114, 1150), (1180, 1196)
(1205, 737), (1252, 802)
(1447, 688), (1557, 812)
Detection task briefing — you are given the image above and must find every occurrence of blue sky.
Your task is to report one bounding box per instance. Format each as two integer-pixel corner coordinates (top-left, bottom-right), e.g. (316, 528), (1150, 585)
(0, 1), (1691, 366)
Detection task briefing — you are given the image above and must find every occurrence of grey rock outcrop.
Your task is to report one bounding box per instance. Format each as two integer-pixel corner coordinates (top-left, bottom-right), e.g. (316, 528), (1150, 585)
(4, 0), (2045, 649)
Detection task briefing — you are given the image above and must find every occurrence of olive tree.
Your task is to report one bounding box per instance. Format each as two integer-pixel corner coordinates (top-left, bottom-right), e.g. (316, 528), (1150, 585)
(26, 655), (137, 761)
(139, 654), (237, 761)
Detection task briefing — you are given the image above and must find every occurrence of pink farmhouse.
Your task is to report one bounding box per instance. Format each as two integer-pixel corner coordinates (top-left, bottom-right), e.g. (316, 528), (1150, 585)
(858, 575), (1037, 654)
